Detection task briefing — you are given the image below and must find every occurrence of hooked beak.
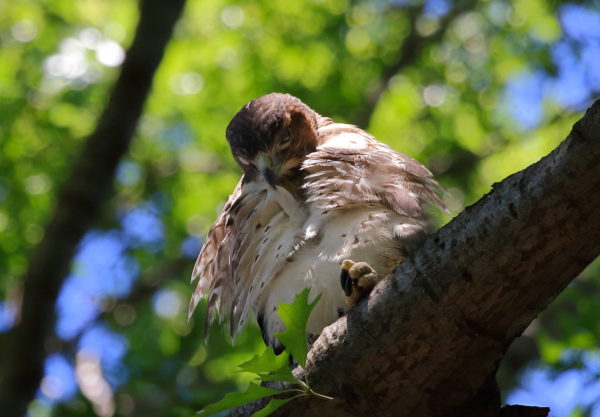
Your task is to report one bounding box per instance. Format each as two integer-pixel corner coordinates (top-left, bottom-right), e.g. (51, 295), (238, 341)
(262, 168), (277, 188)
(257, 155), (278, 189)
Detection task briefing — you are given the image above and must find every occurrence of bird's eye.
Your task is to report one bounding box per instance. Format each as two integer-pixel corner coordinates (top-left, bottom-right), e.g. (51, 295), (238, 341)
(280, 129), (291, 144)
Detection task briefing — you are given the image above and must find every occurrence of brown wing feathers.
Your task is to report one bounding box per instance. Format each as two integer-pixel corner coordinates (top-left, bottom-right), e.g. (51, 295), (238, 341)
(303, 125), (445, 218)
(189, 179), (243, 339)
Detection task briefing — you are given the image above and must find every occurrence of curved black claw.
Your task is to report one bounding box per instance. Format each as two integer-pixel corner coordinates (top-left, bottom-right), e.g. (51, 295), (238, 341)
(340, 268), (352, 296)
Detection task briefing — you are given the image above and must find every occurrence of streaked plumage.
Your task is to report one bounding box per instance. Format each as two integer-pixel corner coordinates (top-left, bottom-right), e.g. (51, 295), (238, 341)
(189, 93), (444, 350)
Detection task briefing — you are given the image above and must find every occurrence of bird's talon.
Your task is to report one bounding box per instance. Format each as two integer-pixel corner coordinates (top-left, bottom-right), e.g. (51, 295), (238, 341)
(340, 259), (380, 306)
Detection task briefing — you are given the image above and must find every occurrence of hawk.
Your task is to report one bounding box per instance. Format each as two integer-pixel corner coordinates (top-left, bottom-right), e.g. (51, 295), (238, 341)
(189, 93), (444, 351)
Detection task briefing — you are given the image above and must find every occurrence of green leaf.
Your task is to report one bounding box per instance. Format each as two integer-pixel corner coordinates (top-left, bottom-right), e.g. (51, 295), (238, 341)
(196, 383), (280, 416)
(238, 348), (289, 374)
(238, 347), (297, 383)
(274, 289), (321, 368)
(256, 363), (298, 384)
(251, 398), (296, 417)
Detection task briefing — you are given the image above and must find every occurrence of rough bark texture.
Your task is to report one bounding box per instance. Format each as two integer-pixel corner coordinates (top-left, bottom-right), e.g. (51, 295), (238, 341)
(230, 100), (600, 417)
(0, 1), (185, 415)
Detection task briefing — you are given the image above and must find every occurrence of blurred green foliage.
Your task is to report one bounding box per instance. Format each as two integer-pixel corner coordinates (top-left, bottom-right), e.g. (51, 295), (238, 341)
(1, 0), (600, 416)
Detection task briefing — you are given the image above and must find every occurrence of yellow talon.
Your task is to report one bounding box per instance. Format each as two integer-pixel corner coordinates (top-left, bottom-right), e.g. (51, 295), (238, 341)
(340, 259), (381, 306)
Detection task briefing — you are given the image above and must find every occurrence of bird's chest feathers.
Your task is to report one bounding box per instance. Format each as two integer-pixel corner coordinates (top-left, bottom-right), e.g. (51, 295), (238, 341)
(228, 182), (310, 326)
(237, 182), (307, 276)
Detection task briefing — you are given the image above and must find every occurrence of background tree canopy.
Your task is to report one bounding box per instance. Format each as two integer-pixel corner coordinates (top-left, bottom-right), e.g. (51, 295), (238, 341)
(1, 0), (599, 416)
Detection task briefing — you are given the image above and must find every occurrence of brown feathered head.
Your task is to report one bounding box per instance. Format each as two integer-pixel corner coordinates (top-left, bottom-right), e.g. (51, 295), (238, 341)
(226, 93), (319, 188)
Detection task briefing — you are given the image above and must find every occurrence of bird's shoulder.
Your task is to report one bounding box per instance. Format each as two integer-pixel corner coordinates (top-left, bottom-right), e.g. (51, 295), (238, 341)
(302, 119), (445, 217)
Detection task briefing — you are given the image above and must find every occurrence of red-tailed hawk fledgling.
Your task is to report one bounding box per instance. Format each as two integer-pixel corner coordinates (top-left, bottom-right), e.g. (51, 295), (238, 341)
(189, 93), (444, 351)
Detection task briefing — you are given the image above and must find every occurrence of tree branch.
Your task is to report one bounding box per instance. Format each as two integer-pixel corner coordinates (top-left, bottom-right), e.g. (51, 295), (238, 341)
(0, 1), (186, 415)
(231, 99), (600, 416)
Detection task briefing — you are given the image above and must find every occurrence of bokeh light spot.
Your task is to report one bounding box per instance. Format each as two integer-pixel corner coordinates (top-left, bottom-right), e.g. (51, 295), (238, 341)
(25, 174), (51, 195)
(120, 206), (164, 251)
(153, 289), (182, 319)
(11, 20), (37, 42)
(423, 85), (446, 107)
(41, 354), (78, 403)
(221, 5), (245, 29)
(170, 72), (204, 95)
(96, 40), (125, 67)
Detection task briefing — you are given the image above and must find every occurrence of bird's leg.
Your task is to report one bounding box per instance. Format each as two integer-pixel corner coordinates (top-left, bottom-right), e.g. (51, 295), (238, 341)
(340, 259), (382, 306)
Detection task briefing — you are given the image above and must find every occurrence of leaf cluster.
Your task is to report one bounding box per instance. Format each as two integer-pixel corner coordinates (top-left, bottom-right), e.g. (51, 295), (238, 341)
(198, 290), (326, 417)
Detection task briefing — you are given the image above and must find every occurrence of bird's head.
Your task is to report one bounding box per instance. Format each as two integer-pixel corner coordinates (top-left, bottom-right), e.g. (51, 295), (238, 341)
(225, 93), (319, 189)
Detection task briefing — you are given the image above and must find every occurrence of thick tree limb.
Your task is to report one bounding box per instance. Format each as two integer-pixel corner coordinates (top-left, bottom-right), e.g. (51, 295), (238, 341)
(231, 100), (600, 417)
(0, 1), (185, 415)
